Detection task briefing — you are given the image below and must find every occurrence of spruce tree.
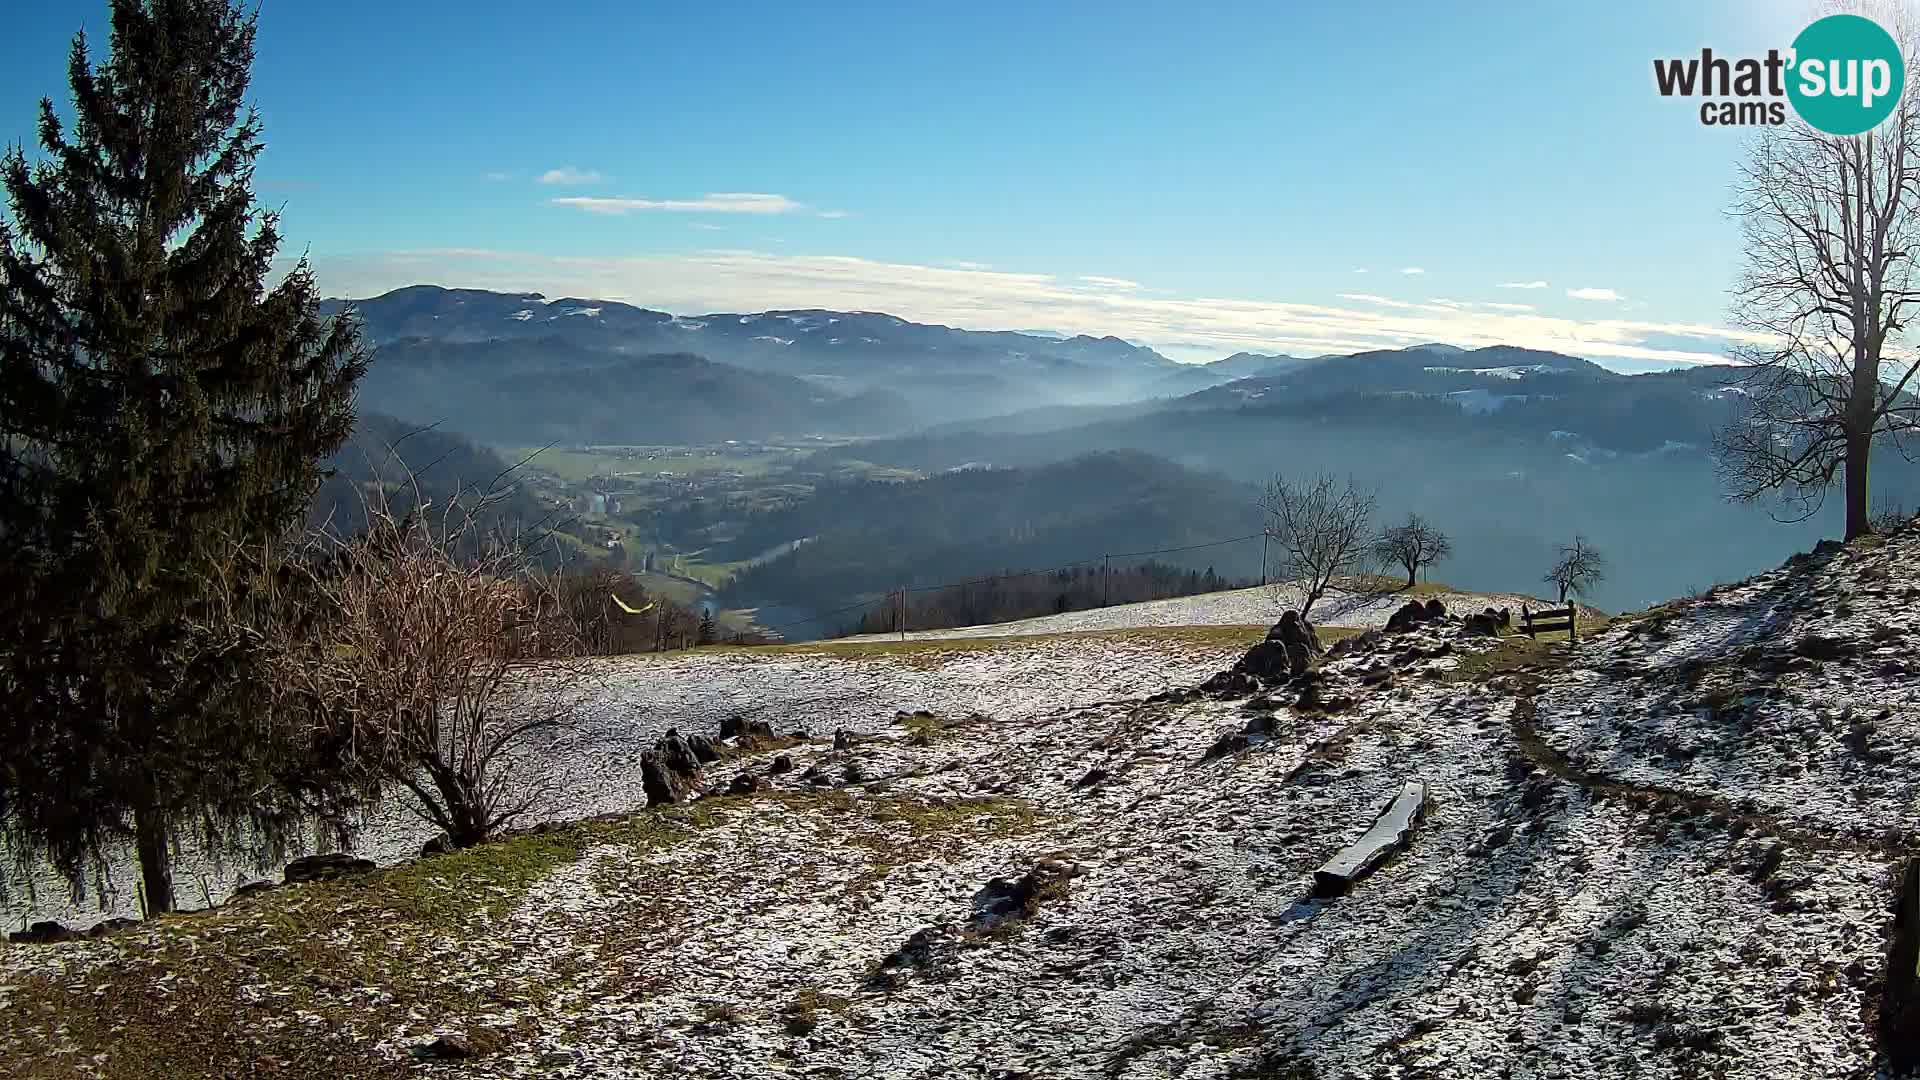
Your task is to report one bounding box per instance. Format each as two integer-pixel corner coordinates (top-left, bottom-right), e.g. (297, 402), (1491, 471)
(0, 1), (367, 914)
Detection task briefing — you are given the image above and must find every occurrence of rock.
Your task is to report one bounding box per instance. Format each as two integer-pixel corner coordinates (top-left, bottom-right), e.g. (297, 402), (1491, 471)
(1794, 633), (1857, 661)
(686, 733), (721, 764)
(411, 1034), (477, 1061)
(1200, 668), (1257, 698)
(84, 917), (137, 938)
(769, 753), (795, 775)
(729, 772), (768, 795)
(421, 835), (452, 857)
(844, 761), (868, 784)
(283, 852), (375, 885)
(717, 715), (775, 742)
(1386, 599), (1446, 633)
(643, 727), (707, 806)
(1203, 731), (1251, 761)
(233, 879), (277, 899)
(657, 728), (700, 775)
(1267, 610), (1323, 676)
(969, 860), (1077, 930)
(1074, 767), (1109, 789)
(642, 752), (693, 806)
(1462, 608), (1510, 637)
(833, 728), (854, 752)
(7, 920), (80, 944)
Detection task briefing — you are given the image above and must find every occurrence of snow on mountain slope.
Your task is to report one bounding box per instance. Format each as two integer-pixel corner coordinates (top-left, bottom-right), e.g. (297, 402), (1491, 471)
(6, 529), (1916, 1078)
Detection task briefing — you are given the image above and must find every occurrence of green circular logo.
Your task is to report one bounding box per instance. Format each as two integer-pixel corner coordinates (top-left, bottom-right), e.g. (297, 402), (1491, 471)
(1787, 14), (1905, 135)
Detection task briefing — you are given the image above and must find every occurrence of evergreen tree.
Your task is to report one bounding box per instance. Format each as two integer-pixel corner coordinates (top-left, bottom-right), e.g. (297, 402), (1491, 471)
(697, 608), (717, 646)
(0, 1), (367, 914)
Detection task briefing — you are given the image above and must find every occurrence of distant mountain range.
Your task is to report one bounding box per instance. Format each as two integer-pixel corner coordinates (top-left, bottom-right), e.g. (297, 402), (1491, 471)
(324, 285), (1186, 440)
(316, 285), (1920, 612)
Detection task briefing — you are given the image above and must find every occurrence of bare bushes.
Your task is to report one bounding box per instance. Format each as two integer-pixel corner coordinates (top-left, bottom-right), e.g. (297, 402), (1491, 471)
(278, 495), (601, 850)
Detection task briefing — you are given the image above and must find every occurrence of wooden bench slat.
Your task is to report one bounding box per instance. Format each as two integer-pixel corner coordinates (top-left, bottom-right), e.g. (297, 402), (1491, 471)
(1312, 780), (1428, 898)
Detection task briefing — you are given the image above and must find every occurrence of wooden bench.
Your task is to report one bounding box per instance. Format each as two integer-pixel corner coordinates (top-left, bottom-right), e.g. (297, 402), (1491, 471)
(1520, 602), (1578, 642)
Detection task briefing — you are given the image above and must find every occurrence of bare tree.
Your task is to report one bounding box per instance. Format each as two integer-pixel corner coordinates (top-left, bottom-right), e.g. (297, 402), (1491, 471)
(276, 484), (598, 850)
(1371, 513), (1453, 588)
(1260, 472), (1377, 619)
(1718, 1), (1920, 540)
(1543, 536), (1606, 605)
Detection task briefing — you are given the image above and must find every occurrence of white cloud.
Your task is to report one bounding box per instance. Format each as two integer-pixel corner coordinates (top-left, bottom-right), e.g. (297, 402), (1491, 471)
(689, 223), (726, 231)
(305, 247), (1761, 369)
(1497, 280), (1550, 289)
(483, 171), (514, 182)
(1352, 267), (1370, 274)
(817, 209), (852, 219)
(552, 192), (803, 215)
(1400, 267), (1426, 275)
(1080, 275), (1143, 290)
(1481, 301), (1535, 312)
(946, 260), (993, 270)
(537, 166), (604, 186)
(1567, 287), (1623, 302)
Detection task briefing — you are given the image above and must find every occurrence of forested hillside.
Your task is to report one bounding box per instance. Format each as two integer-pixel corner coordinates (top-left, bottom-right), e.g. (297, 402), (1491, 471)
(716, 451), (1263, 626)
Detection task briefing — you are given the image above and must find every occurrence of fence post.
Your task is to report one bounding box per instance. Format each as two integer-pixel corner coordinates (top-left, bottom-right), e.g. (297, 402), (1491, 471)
(1567, 602), (1577, 644)
(1103, 555), (1111, 606)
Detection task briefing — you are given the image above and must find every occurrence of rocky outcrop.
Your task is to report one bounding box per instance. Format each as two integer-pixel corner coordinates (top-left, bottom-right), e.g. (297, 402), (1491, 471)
(717, 715), (775, 743)
(1202, 610), (1324, 695)
(1462, 607), (1512, 637)
(686, 733), (721, 764)
(642, 727), (706, 806)
(1386, 597), (1447, 633)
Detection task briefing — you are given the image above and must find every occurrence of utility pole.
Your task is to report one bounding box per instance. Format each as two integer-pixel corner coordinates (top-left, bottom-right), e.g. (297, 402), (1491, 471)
(1260, 530), (1269, 586)
(898, 587), (907, 642)
(1103, 555), (1111, 607)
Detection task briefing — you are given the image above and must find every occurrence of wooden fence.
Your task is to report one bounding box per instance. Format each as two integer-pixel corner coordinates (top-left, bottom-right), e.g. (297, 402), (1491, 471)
(1520, 602), (1578, 642)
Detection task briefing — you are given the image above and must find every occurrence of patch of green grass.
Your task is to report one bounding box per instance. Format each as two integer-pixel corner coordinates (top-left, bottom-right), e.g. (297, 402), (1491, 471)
(759, 791), (1044, 896)
(1333, 574), (1459, 597)
(1445, 629), (1594, 685)
(0, 807), (731, 1079)
(362, 810), (706, 925)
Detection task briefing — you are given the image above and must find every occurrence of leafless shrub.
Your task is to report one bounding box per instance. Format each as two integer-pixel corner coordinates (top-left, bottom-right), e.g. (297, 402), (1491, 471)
(274, 474), (601, 849)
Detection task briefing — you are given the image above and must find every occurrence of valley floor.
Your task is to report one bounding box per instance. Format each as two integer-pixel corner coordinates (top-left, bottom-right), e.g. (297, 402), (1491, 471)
(3, 532), (1917, 1079)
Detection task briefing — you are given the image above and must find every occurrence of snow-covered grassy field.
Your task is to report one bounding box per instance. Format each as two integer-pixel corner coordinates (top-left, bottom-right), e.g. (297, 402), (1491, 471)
(836, 580), (1584, 642)
(5, 535), (1914, 1078)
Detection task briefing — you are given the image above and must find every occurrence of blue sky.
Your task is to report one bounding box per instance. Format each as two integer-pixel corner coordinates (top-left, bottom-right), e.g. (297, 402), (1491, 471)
(3, 0), (1817, 367)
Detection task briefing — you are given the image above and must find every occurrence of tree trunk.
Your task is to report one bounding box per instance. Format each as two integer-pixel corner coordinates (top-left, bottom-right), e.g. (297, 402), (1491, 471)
(1405, 563), (1418, 588)
(133, 800), (175, 916)
(1844, 427), (1873, 541)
